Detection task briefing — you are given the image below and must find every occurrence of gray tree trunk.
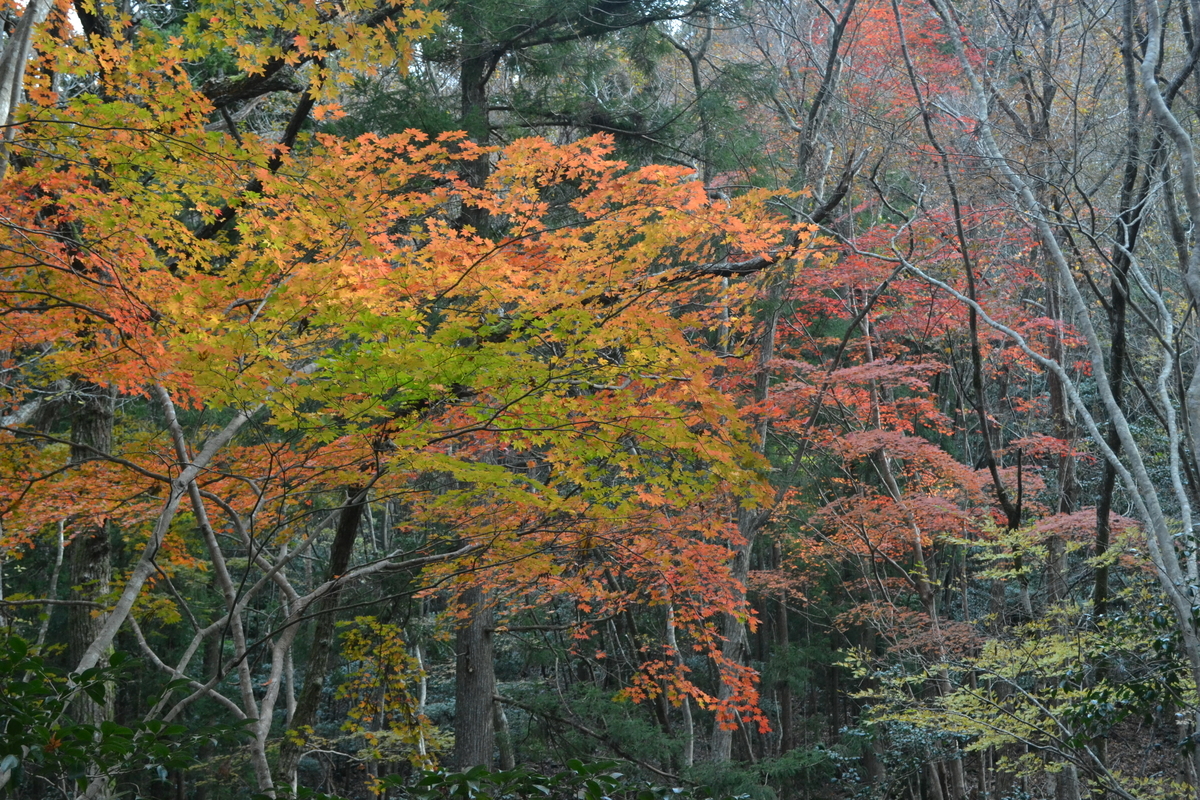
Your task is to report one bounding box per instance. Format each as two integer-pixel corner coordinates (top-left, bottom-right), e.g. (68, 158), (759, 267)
(277, 486), (368, 786)
(67, 385), (115, 798)
(453, 586), (494, 769)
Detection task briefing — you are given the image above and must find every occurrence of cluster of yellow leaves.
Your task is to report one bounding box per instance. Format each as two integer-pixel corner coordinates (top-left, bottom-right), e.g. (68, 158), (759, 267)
(849, 587), (1189, 798)
(334, 617), (440, 772)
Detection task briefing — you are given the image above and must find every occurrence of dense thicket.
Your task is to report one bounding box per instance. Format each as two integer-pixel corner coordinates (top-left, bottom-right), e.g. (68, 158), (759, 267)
(3, 0), (1200, 798)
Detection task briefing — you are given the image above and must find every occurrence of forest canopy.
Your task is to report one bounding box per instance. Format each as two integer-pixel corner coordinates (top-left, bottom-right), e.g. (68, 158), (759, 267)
(1, 0), (1200, 798)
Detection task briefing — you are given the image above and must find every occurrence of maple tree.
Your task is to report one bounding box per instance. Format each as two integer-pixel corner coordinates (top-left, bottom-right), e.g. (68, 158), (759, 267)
(0, 0), (812, 793)
(0, 120), (797, 785)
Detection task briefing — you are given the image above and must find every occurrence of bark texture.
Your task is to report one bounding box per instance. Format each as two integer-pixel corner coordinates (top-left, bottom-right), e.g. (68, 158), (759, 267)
(453, 586), (495, 769)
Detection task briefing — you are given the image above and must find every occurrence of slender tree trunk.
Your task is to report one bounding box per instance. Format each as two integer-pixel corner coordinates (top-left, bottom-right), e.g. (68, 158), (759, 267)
(1044, 247), (1077, 606)
(710, 276), (782, 762)
(0, 0), (53, 176)
(277, 486), (368, 785)
(493, 699), (515, 770)
(709, 507), (758, 762)
(1093, 0), (1150, 622)
(926, 763), (945, 800)
(66, 385), (115, 798)
(666, 604), (695, 768)
(776, 590), (793, 756)
(32, 521), (66, 651)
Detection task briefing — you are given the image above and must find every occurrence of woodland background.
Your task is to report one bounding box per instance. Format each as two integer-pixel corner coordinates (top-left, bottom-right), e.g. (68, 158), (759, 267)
(1, 0), (1199, 798)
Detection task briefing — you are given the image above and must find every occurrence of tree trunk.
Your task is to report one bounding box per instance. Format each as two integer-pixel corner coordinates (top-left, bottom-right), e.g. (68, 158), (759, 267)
(776, 591), (793, 756)
(66, 386), (115, 796)
(925, 762), (945, 800)
(277, 486), (368, 786)
(453, 586), (495, 769)
(1056, 763), (1082, 800)
(710, 506), (764, 762)
(493, 699), (515, 770)
(666, 603), (695, 768)
(711, 277), (781, 762)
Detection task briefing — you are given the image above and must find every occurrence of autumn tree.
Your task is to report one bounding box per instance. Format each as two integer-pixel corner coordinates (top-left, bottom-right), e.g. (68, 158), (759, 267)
(652, 0), (1200, 796)
(735, 0), (1200, 792)
(0, 0), (816, 793)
